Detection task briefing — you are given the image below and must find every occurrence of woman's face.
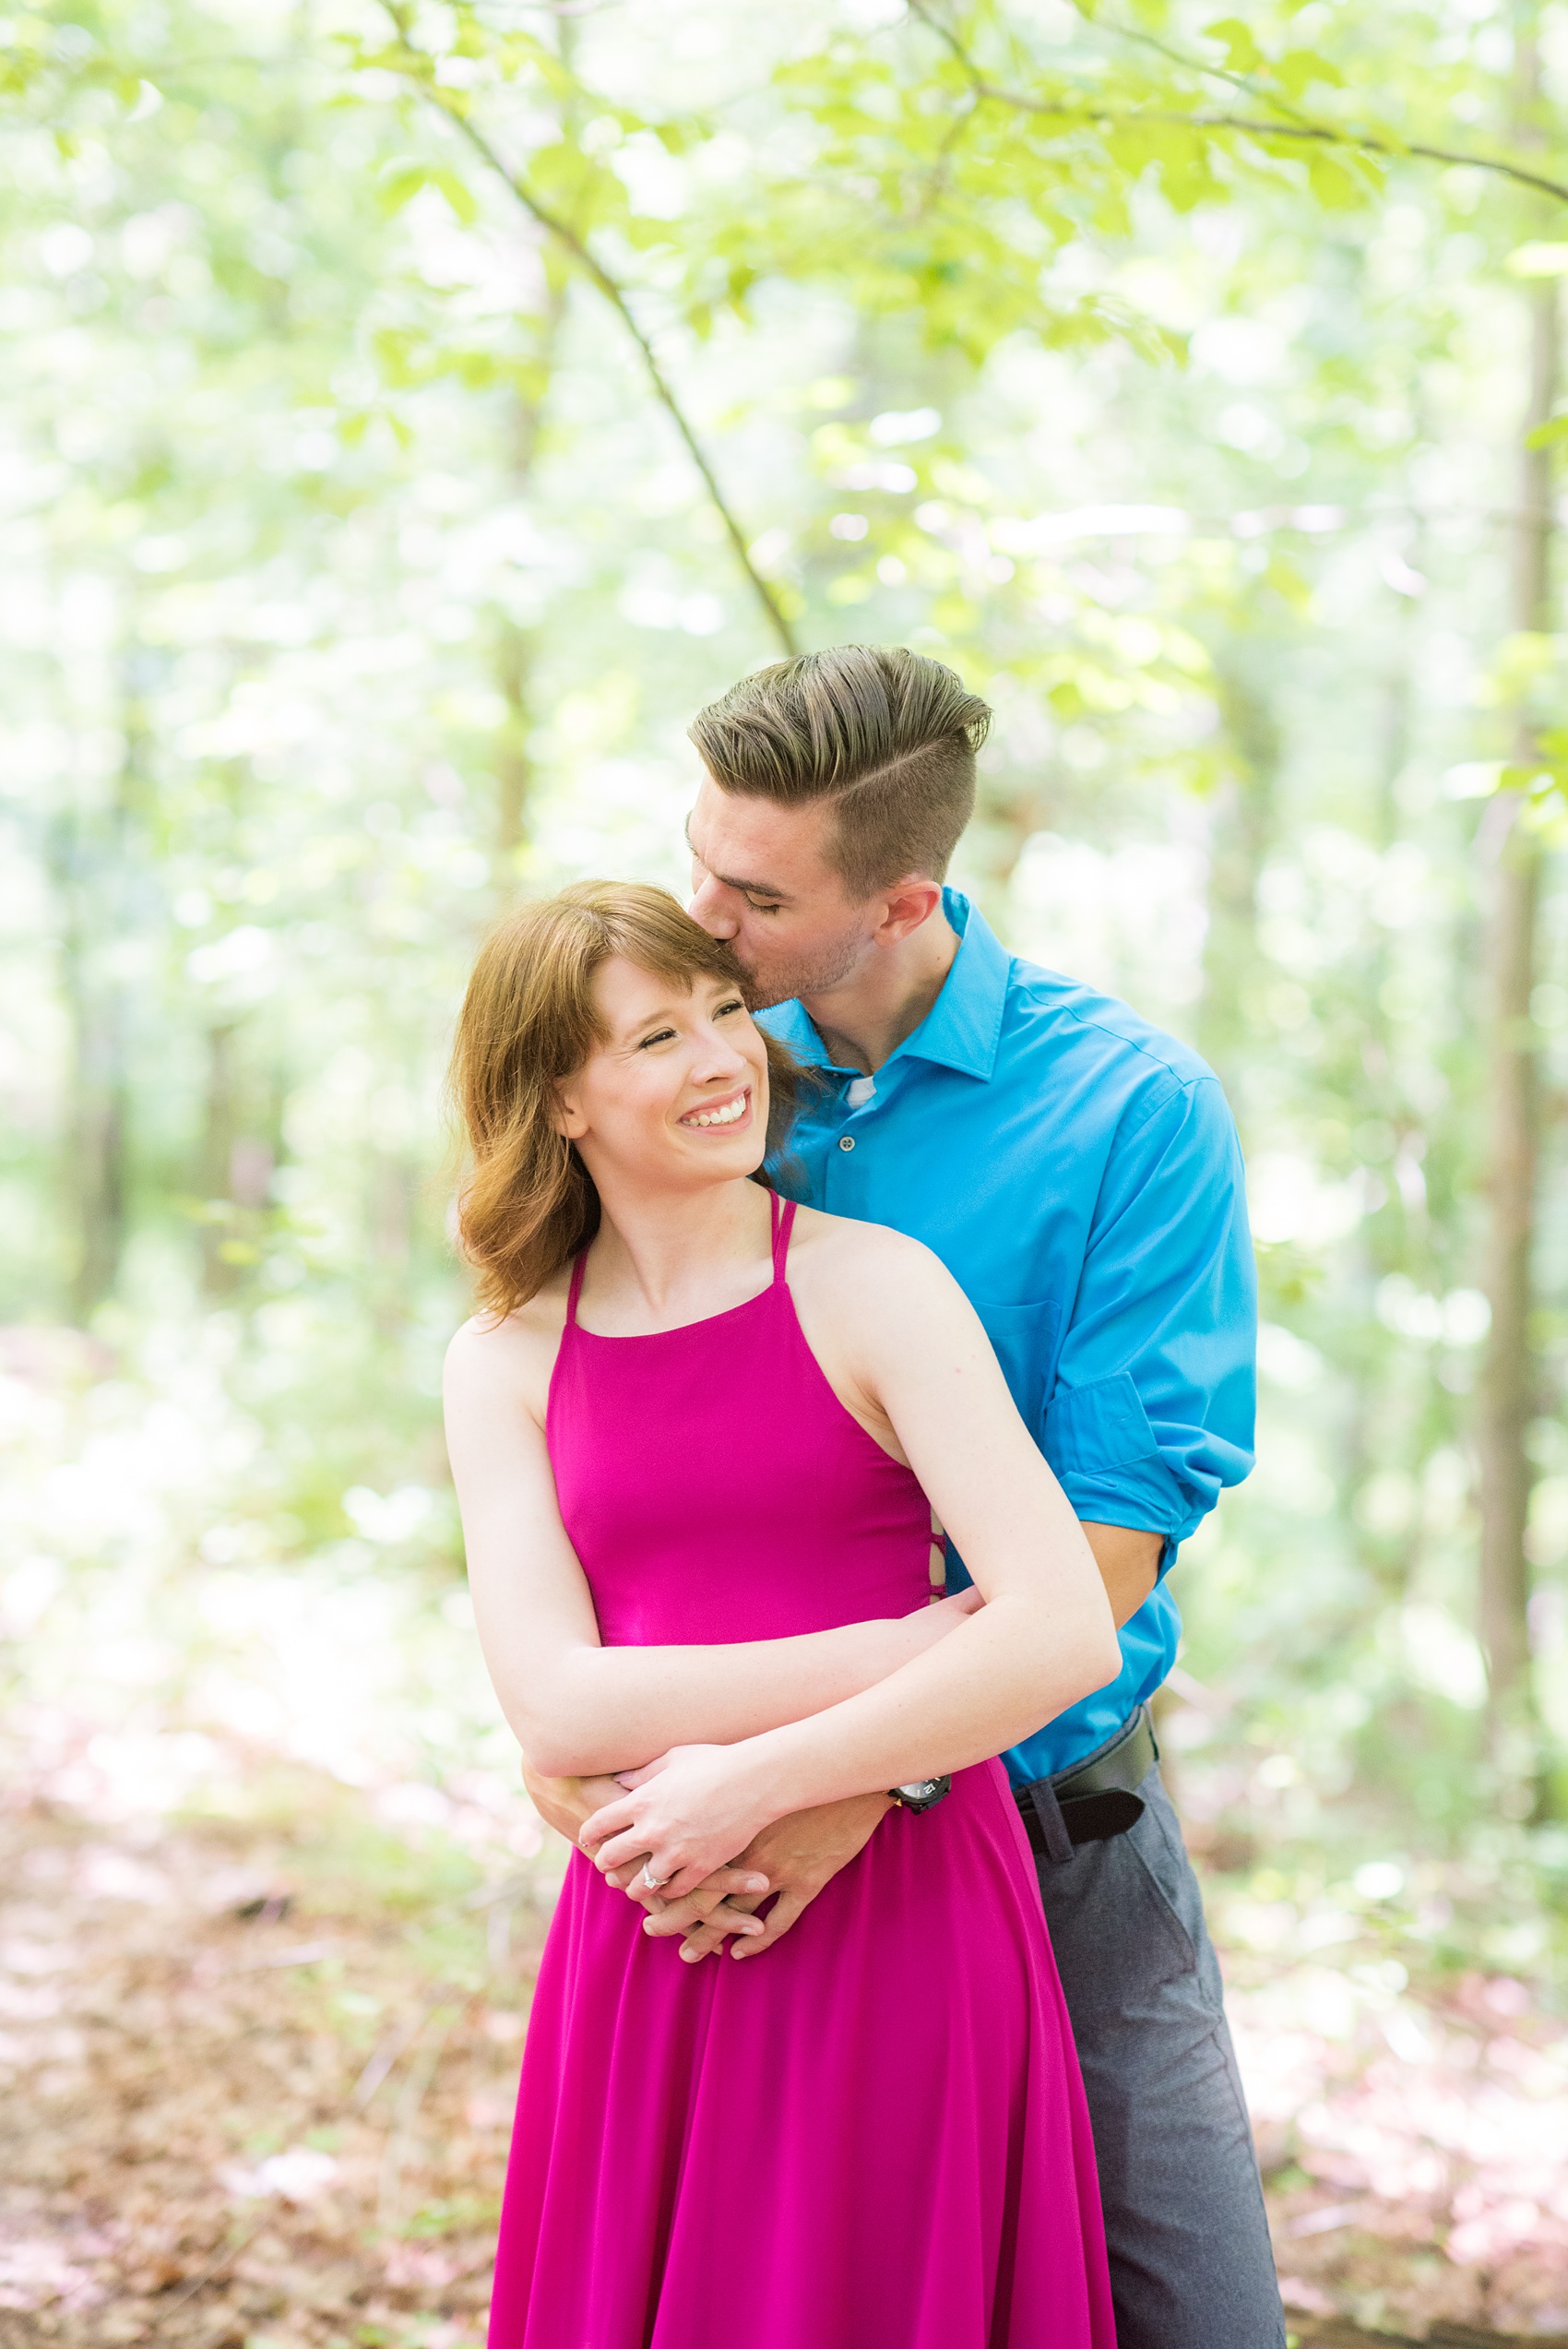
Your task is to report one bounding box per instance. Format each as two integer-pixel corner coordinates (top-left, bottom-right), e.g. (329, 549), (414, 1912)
(555, 955), (771, 1195)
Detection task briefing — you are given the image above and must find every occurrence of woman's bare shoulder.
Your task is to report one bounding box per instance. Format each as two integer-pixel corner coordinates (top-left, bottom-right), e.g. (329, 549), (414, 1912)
(444, 1267), (572, 1418)
(785, 1201), (959, 1306)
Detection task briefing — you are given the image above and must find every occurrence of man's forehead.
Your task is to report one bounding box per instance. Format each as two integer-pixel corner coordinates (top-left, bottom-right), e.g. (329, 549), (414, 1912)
(688, 775), (833, 894)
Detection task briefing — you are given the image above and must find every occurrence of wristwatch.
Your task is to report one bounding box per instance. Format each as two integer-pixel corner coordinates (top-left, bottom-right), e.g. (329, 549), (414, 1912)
(887, 1776), (952, 1814)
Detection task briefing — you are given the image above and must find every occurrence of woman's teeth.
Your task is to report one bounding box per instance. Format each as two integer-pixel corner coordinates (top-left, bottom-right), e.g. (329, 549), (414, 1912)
(683, 1095), (747, 1129)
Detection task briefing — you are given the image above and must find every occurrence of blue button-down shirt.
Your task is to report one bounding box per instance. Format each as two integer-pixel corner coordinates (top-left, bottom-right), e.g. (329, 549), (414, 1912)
(759, 889), (1256, 1785)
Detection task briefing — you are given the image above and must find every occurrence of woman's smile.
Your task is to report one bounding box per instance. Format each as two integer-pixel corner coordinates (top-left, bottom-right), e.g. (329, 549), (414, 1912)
(678, 1086), (753, 1132)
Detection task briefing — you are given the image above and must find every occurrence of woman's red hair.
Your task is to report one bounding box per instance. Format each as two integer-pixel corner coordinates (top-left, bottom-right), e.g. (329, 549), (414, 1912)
(447, 881), (801, 1318)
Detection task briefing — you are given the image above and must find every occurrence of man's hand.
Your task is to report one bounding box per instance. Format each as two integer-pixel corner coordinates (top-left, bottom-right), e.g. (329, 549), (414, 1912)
(521, 1760), (624, 1848)
(522, 1759), (770, 1948)
(646, 1792), (891, 1964)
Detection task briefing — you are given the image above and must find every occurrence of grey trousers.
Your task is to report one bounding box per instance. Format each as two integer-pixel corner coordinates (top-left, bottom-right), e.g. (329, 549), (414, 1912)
(1031, 1755), (1287, 2349)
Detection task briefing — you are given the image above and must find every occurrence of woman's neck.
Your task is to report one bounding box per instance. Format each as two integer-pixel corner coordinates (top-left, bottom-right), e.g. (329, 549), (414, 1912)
(583, 1175), (773, 1330)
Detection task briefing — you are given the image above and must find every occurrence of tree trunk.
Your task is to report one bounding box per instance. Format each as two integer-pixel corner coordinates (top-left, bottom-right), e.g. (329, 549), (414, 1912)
(1479, 839), (1540, 1710)
(50, 637), (148, 1322)
(1197, 663), (1278, 1098)
(494, 614), (537, 867)
(199, 1022), (242, 1298)
(493, 286), (567, 874)
(59, 900), (129, 1322)
(1478, 17), (1557, 1729)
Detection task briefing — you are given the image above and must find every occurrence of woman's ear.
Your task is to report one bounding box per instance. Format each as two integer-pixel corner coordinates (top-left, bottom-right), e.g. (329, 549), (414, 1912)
(551, 1079), (588, 1141)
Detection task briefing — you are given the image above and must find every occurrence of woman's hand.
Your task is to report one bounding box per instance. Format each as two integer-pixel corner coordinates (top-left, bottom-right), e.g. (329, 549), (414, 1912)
(578, 1745), (775, 1903)
(577, 1596), (980, 1906)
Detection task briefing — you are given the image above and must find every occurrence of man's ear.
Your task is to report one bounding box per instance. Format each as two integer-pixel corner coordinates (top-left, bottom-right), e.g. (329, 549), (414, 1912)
(875, 876), (944, 944)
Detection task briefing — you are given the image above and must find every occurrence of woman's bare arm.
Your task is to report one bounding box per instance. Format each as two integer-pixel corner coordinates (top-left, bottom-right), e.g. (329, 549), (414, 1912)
(581, 1230), (1123, 1893)
(444, 1315), (978, 1778)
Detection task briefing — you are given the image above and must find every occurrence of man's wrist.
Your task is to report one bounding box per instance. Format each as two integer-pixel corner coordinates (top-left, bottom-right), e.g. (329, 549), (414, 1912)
(522, 1763), (614, 1842)
(886, 1775), (952, 1815)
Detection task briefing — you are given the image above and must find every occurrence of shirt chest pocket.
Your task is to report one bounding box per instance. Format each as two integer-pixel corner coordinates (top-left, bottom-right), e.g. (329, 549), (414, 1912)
(971, 1298), (1061, 1438)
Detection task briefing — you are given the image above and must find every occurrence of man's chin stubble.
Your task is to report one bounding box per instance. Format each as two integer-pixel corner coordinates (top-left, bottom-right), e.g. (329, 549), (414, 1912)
(740, 938), (864, 1012)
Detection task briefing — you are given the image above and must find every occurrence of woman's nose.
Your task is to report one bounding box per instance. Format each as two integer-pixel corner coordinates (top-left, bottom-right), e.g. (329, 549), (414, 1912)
(693, 1026), (750, 1080)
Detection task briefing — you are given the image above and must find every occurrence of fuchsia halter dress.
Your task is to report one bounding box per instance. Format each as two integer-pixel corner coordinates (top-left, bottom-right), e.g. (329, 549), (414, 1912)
(488, 1193), (1114, 2349)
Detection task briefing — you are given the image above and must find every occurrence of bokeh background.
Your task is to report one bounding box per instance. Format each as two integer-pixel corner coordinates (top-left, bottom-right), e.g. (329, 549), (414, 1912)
(4, 2), (1568, 2342)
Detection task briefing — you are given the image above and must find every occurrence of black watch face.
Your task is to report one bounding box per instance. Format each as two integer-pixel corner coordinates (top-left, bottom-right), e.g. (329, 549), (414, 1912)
(905, 1781), (940, 1801)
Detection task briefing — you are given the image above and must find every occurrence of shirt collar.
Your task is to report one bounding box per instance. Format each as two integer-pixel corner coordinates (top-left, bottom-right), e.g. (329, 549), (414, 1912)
(761, 889), (1010, 1084)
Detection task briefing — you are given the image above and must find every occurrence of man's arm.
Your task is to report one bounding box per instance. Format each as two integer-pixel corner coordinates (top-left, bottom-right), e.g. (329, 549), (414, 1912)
(1085, 1521), (1162, 1627)
(1041, 1073), (1256, 1554)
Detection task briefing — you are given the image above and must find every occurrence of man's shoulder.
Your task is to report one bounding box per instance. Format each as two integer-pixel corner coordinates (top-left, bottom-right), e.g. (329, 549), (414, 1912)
(1001, 950), (1219, 1112)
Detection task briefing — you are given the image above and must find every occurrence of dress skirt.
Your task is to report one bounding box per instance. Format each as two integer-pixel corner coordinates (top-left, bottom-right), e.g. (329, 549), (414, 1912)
(487, 1758), (1115, 2349)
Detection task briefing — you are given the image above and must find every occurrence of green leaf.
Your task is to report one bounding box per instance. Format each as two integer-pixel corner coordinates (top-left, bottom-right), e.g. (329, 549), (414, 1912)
(375, 158), (478, 223)
(1498, 762), (1562, 795)
(1203, 17), (1265, 74)
(1303, 149), (1370, 209)
(427, 166), (479, 223)
(376, 159), (430, 215)
(1274, 49), (1345, 97)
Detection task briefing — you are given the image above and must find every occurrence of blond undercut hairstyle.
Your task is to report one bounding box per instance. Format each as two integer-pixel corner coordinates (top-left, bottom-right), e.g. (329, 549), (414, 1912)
(688, 645), (992, 900)
(447, 882), (802, 1318)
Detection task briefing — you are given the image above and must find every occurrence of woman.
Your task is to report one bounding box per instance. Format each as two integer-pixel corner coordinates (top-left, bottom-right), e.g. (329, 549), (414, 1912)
(444, 881), (1120, 2349)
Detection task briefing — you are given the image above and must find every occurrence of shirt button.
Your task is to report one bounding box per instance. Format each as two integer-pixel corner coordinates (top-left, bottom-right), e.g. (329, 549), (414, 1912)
(838, 1136), (855, 1152)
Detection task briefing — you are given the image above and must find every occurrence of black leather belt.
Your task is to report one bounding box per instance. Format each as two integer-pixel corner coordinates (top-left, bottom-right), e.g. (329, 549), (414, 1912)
(1014, 1703), (1158, 1865)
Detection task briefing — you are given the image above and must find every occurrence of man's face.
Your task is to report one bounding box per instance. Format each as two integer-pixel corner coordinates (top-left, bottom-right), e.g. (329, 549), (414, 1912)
(686, 772), (877, 1009)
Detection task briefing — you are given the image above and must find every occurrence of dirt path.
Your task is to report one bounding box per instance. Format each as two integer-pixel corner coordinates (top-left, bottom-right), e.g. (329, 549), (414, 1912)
(0, 1783), (550, 2347)
(3, 1768), (1564, 2347)
(1298, 2330), (1568, 2347)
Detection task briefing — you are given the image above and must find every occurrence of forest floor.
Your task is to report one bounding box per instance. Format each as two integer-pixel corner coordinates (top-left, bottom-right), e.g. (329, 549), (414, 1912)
(1, 1721), (1566, 2349)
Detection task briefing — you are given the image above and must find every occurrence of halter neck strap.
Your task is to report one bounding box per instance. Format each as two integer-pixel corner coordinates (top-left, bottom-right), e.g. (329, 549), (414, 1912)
(770, 1189), (798, 1284)
(569, 1198), (794, 1324)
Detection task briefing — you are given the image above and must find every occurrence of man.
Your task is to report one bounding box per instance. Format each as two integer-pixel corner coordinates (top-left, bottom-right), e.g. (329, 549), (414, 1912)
(527, 645), (1281, 2349)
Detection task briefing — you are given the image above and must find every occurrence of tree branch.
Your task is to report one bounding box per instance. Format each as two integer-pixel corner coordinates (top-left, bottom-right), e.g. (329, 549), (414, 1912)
(907, 0), (1568, 209)
(380, 9), (800, 659)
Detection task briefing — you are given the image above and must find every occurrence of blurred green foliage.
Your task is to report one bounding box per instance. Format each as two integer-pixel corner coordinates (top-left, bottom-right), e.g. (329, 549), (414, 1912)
(4, 0), (1568, 1986)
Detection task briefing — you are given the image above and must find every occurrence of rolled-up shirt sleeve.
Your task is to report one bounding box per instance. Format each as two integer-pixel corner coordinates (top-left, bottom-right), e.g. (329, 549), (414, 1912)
(1042, 1071), (1255, 1559)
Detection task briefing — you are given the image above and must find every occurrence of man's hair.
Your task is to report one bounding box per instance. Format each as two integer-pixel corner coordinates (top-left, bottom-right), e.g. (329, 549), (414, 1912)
(688, 645), (992, 899)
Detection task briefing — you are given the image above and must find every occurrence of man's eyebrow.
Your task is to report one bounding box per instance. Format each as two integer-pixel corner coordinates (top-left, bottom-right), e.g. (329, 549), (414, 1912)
(683, 815), (794, 902)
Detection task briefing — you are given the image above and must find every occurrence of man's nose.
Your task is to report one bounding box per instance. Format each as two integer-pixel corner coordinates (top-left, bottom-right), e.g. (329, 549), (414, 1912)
(688, 873), (738, 940)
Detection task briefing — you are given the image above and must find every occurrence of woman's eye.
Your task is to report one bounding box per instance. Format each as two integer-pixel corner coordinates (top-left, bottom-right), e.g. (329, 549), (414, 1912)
(636, 1028), (677, 1050)
(715, 998), (745, 1018)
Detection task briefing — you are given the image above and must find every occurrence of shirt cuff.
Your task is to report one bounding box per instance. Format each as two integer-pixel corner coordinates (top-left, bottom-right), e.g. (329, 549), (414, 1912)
(1057, 1468), (1188, 1575)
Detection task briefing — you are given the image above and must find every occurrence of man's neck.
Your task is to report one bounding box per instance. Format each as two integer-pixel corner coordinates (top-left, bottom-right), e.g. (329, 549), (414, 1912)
(801, 907), (961, 1076)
